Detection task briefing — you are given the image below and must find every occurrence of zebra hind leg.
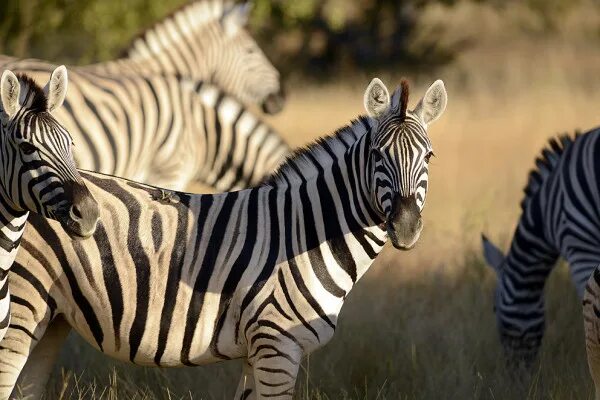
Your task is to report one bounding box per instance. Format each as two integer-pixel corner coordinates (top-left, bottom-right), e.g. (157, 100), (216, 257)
(584, 267), (600, 400)
(2, 316), (70, 400)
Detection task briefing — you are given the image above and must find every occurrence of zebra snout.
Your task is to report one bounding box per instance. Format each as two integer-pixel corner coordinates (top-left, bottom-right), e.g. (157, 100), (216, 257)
(64, 182), (100, 238)
(261, 87), (286, 115)
(387, 194), (423, 250)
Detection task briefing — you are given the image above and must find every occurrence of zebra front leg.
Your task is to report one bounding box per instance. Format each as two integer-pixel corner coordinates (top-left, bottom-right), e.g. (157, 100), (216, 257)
(247, 333), (302, 400)
(234, 361), (256, 400)
(0, 295), (59, 400)
(11, 316), (71, 400)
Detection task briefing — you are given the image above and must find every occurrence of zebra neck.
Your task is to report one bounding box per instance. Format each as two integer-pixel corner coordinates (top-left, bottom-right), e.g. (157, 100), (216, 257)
(0, 197), (28, 271)
(99, 17), (220, 80)
(501, 220), (557, 307)
(277, 124), (387, 293)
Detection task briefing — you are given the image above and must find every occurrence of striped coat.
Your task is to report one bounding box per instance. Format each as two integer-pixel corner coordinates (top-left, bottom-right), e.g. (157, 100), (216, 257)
(0, 68), (99, 343)
(0, 78), (447, 399)
(0, 0), (284, 113)
(0, 69), (289, 192)
(483, 129), (600, 366)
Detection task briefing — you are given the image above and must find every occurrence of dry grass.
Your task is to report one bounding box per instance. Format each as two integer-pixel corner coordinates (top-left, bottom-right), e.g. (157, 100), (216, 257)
(39, 2), (600, 398)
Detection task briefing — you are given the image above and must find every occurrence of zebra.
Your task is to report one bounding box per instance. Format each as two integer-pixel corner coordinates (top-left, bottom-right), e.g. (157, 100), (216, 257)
(0, 70), (289, 192)
(0, 77), (447, 399)
(0, 0), (285, 114)
(481, 129), (600, 366)
(0, 66), (99, 343)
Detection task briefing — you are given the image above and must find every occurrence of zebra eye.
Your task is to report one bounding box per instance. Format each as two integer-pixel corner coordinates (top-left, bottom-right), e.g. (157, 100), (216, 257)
(424, 151), (434, 162)
(19, 142), (37, 155)
(371, 149), (383, 161)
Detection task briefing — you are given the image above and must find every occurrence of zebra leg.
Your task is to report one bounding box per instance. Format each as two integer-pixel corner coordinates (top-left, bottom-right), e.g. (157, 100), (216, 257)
(248, 341), (302, 400)
(234, 361), (256, 400)
(10, 316), (71, 399)
(584, 269), (600, 400)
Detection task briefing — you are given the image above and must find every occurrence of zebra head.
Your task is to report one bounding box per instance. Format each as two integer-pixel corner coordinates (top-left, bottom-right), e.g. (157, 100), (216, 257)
(216, 2), (284, 114)
(0, 67), (99, 238)
(364, 78), (447, 250)
(482, 235), (542, 367)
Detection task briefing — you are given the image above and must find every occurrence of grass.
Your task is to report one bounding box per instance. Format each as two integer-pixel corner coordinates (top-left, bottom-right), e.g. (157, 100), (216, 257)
(31, 1), (600, 398)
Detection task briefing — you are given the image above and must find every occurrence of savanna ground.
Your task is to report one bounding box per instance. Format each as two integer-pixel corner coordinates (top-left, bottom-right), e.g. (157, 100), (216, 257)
(27, 2), (600, 399)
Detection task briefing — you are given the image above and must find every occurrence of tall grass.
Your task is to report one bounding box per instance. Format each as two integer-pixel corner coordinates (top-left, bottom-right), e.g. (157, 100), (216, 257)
(33, 2), (600, 398)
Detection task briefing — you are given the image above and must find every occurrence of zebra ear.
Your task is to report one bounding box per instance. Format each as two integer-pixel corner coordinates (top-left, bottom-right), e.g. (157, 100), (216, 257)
(413, 79), (447, 127)
(222, 2), (252, 36)
(44, 65), (68, 112)
(364, 78), (390, 118)
(482, 234), (504, 274)
(0, 69), (21, 118)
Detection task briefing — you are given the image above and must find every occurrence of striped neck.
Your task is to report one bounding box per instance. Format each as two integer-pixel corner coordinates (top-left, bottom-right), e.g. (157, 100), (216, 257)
(267, 117), (388, 289)
(0, 193), (28, 268)
(498, 212), (558, 336)
(104, 1), (230, 80)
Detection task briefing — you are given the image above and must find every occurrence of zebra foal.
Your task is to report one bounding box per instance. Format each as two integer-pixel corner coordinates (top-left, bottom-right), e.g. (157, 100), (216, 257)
(0, 77), (447, 399)
(0, 67), (99, 342)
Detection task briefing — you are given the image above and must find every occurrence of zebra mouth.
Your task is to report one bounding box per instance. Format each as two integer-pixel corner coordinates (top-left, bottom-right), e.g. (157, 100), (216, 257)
(386, 221), (422, 251)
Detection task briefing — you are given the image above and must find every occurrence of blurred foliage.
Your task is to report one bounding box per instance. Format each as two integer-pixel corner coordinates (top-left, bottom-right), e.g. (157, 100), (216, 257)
(0, 0), (591, 76)
(0, 0), (186, 64)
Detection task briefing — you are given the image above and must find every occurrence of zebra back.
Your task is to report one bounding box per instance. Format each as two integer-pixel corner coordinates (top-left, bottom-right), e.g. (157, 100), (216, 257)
(0, 68), (288, 192)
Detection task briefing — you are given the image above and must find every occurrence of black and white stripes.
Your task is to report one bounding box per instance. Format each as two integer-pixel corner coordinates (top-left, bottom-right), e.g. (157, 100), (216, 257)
(0, 78), (447, 399)
(0, 0), (287, 192)
(0, 67), (98, 343)
(482, 129), (600, 365)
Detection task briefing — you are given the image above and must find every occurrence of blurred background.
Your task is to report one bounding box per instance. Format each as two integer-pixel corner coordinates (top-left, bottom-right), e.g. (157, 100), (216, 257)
(4, 0), (600, 398)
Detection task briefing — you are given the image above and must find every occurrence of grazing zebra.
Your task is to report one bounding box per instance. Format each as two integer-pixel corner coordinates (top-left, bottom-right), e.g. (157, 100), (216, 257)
(482, 129), (600, 365)
(0, 77), (447, 399)
(0, 67), (99, 342)
(0, 0), (285, 113)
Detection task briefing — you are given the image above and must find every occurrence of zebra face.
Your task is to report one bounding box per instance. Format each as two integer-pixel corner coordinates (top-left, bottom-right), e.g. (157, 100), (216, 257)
(217, 3), (284, 114)
(482, 235), (543, 367)
(0, 67), (99, 238)
(364, 78), (447, 250)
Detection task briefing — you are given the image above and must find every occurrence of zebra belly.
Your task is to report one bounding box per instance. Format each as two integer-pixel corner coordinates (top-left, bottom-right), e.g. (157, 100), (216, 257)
(65, 295), (246, 367)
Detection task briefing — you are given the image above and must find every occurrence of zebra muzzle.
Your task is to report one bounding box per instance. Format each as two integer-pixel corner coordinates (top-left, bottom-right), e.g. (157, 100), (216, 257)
(60, 182), (100, 238)
(386, 194), (423, 250)
(261, 88), (286, 115)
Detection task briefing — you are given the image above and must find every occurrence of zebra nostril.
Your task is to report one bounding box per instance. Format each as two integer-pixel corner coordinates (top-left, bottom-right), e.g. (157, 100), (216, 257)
(71, 205), (83, 220)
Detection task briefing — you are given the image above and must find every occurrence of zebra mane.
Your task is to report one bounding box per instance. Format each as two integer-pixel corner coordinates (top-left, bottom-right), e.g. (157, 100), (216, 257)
(120, 0), (234, 59)
(399, 79), (409, 121)
(521, 133), (579, 210)
(263, 116), (372, 187)
(13, 74), (47, 113)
